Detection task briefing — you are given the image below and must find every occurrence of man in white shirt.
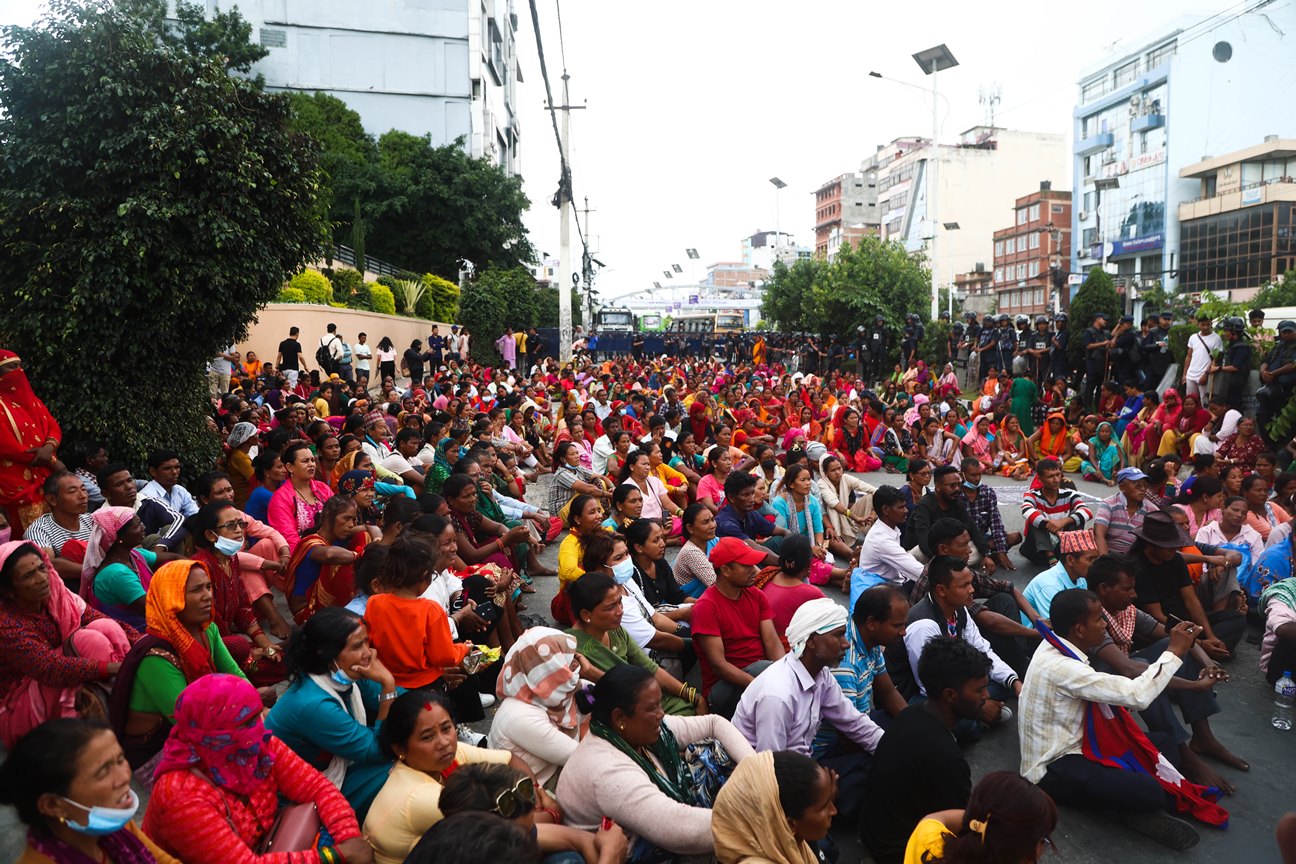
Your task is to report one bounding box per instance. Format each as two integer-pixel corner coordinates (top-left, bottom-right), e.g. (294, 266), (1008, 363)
(446, 325), (462, 359)
(352, 332), (372, 384)
(360, 411), (393, 463)
(1192, 394), (1241, 456)
(1020, 587), (1203, 849)
(590, 414), (621, 476)
(380, 428), (426, 492)
(139, 449), (198, 517)
(319, 323), (343, 372)
(855, 485), (923, 600)
(1182, 313), (1223, 401)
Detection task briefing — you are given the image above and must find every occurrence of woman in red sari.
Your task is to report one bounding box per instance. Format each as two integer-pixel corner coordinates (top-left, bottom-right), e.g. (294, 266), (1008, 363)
(0, 352), (62, 532)
(1126, 387), (1182, 463)
(831, 406), (873, 472)
(283, 496), (374, 625)
(1157, 392), (1211, 459)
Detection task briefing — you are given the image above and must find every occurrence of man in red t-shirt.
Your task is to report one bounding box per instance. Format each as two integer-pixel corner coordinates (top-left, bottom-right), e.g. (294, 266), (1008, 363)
(693, 537), (787, 717)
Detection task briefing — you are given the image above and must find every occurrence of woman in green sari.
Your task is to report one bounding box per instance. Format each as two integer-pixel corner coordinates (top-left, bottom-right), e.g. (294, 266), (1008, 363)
(1008, 371), (1038, 436)
(426, 437), (460, 494)
(1080, 420), (1126, 486)
(564, 571), (700, 716)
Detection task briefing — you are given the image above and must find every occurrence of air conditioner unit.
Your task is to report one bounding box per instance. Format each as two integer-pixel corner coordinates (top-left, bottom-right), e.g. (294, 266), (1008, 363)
(1078, 211), (1088, 221)
(1102, 150), (1117, 165)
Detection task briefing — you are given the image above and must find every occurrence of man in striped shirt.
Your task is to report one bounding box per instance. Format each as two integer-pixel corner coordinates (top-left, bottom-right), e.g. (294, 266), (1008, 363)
(1020, 458), (1093, 565)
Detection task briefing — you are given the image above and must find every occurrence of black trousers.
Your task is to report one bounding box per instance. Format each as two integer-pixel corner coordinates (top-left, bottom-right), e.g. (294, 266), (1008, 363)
(1267, 635), (1296, 685)
(1038, 730), (1177, 812)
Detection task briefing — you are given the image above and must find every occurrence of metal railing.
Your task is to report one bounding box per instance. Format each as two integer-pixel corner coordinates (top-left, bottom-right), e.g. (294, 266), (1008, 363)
(332, 245), (405, 279)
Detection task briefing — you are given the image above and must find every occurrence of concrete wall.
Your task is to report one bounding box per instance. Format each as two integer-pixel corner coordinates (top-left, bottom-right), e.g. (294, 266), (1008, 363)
(236, 303), (452, 376)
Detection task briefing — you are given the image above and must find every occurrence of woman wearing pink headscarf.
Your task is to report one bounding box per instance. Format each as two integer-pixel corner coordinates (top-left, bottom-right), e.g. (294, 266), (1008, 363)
(0, 541), (135, 747)
(960, 414), (997, 464)
(81, 506), (161, 630)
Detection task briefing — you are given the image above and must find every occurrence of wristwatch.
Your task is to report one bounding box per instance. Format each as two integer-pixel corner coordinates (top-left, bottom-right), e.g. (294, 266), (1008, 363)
(378, 690), (399, 702)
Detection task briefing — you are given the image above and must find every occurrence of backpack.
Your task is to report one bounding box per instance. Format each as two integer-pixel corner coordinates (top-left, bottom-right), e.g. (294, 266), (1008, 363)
(315, 336), (338, 373)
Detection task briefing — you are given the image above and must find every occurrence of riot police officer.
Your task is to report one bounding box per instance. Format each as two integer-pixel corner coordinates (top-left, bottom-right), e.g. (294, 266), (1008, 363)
(1049, 313), (1070, 386)
(1025, 315), (1052, 385)
(867, 315), (888, 383)
(996, 314), (1016, 378)
(902, 313), (921, 366)
(1143, 311), (1172, 390)
(962, 311), (982, 386)
(1211, 317), (1252, 411)
(975, 314), (998, 382)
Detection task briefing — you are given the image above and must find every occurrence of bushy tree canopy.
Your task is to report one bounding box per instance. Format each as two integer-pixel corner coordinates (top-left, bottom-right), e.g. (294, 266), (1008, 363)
(459, 268), (541, 364)
(0, 1), (322, 471)
(1066, 269), (1122, 369)
(761, 237), (932, 336)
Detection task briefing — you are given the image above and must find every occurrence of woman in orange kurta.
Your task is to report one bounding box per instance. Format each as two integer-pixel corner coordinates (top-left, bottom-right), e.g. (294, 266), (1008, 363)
(0, 352), (62, 531)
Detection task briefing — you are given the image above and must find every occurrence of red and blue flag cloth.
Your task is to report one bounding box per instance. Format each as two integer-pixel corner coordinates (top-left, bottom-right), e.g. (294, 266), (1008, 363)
(1035, 620), (1229, 828)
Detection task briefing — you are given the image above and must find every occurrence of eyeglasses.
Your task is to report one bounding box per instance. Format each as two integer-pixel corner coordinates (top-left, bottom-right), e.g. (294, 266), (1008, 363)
(492, 777), (536, 819)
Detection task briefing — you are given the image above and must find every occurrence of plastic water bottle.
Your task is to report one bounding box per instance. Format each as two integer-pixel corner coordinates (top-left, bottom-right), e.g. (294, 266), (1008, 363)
(1274, 671), (1296, 730)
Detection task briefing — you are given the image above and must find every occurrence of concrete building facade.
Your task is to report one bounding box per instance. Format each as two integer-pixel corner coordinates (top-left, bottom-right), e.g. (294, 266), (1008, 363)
(813, 153), (880, 258)
(877, 127), (1068, 299)
(1178, 138), (1296, 302)
(992, 184), (1072, 316)
(1071, 9), (1294, 301)
(186, 0), (522, 174)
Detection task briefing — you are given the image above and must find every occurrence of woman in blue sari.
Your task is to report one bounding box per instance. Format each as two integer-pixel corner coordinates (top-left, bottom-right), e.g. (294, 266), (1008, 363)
(1081, 421), (1125, 486)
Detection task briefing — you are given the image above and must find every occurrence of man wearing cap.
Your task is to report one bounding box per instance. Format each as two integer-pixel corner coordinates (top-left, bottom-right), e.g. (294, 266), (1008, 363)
(1019, 458), (1093, 565)
(1128, 510), (1245, 660)
(691, 536), (786, 718)
(1021, 529), (1099, 626)
(1086, 554), (1244, 794)
(360, 410), (394, 463)
(1082, 312), (1113, 410)
(732, 598), (883, 816)
(1257, 320), (1296, 438)
(1093, 466), (1154, 556)
(1182, 313), (1222, 401)
(1144, 311), (1173, 388)
(1209, 318), (1252, 411)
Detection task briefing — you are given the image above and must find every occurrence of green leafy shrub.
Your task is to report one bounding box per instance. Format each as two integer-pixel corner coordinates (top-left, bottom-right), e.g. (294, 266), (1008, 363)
(377, 275), (403, 313)
(278, 287), (306, 303)
(288, 270), (333, 304)
(329, 267), (364, 305)
(346, 281), (373, 311)
(370, 283), (396, 315)
(421, 273), (461, 322)
(394, 278), (426, 317)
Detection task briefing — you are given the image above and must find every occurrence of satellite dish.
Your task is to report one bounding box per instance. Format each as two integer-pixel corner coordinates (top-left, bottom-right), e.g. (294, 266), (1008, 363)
(572, 274), (580, 285)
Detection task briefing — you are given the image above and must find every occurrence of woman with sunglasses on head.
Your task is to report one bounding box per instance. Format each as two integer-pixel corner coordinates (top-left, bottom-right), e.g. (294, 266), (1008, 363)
(441, 763), (629, 864)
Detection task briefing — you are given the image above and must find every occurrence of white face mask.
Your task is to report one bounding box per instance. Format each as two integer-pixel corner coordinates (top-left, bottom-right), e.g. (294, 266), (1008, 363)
(611, 558), (635, 585)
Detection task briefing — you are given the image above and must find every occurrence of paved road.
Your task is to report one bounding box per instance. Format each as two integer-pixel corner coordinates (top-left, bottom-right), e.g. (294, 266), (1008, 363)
(3, 470), (1289, 862)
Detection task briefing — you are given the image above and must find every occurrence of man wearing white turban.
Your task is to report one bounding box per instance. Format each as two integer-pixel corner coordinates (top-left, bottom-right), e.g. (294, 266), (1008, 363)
(732, 597), (884, 819)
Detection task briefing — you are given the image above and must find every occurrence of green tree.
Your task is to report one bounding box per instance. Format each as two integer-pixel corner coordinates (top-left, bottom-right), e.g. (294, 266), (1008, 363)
(459, 267), (540, 363)
(0, 1), (322, 472)
(119, 0), (269, 73)
(1066, 269), (1121, 369)
(366, 132), (536, 280)
(419, 273), (461, 323)
(1252, 271), (1296, 308)
(760, 257), (827, 330)
(536, 286), (583, 328)
(287, 92), (378, 265)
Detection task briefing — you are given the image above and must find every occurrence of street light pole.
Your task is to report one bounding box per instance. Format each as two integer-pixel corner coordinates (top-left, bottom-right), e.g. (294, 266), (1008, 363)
(912, 44), (959, 321)
(770, 177), (787, 261)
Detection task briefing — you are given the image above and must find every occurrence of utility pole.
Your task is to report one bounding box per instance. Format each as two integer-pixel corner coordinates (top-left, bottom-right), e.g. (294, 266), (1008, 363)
(551, 74), (585, 364)
(579, 196), (597, 327)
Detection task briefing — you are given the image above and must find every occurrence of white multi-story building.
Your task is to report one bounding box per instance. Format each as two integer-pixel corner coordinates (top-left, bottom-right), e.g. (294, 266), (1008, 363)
(876, 127), (1068, 291)
(1071, 8), (1294, 299)
(183, 0), (522, 174)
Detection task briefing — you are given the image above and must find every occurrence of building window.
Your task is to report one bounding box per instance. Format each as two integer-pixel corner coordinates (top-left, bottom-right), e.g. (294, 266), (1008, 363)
(994, 268), (1003, 283)
(1029, 260), (1040, 277)
(1029, 204), (1041, 221)
(1017, 263), (1027, 279)
(1029, 233), (1041, 250)
(1052, 203), (1065, 213)
(1034, 288), (1044, 305)
(994, 241), (1004, 257)
(1147, 41), (1176, 69)
(1006, 238), (1015, 254)
(1114, 60), (1139, 88)
(1083, 191), (1094, 211)
(1017, 208), (1029, 226)
(1082, 78), (1107, 103)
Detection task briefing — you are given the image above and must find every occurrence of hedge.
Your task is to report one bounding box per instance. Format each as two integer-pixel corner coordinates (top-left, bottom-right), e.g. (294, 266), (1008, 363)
(371, 283), (396, 315)
(277, 286), (306, 303)
(287, 270), (333, 304)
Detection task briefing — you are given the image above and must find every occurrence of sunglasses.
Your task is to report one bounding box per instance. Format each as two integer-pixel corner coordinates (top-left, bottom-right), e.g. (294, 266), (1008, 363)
(493, 777), (536, 819)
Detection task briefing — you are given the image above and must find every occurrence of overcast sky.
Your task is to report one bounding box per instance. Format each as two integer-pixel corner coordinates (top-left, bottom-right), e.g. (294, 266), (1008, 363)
(2, 0), (1227, 300)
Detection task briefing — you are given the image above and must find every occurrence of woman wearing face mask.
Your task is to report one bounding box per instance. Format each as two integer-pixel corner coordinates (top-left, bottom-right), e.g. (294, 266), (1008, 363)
(184, 503), (286, 686)
(565, 568), (702, 717)
(0, 718), (179, 864)
(265, 607), (398, 822)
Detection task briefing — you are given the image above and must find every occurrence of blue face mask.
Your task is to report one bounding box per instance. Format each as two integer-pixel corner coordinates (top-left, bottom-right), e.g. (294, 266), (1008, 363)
(330, 665), (356, 687)
(963, 481), (980, 490)
(60, 789), (139, 837)
(213, 535), (243, 557)
(611, 558), (635, 585)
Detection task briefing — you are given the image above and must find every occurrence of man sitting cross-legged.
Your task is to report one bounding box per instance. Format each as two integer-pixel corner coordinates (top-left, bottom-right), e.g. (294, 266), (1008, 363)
(885, 554), (1022, 728)
(1020, 587), (1228, 851)
(1086, 554), (1247, 793)
(1020, 457), (1093, 565)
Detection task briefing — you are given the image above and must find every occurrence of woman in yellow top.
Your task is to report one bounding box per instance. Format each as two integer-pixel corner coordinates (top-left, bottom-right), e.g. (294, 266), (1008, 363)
(364, 689), (550, 864)
(903, 771), (1058, 864)
(1, 718), (180, 864)
(553, 494), (611, 626)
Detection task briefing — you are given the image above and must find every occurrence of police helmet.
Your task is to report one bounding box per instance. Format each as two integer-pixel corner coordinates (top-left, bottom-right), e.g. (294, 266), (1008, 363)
(1034, 315), (1049, 326)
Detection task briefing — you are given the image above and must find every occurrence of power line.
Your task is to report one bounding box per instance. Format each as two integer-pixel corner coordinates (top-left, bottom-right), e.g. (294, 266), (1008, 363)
(554, 0), (568, 75)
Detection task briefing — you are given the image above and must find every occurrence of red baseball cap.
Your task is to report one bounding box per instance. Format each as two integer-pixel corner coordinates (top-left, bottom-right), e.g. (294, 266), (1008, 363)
(708, 537), (767, 568)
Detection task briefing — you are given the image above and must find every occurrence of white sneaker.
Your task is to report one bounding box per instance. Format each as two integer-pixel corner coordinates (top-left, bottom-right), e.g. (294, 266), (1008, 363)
(990, 705), (1014, 725)
(457, 724), (486, 746)
(478, 693), (496, 709)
